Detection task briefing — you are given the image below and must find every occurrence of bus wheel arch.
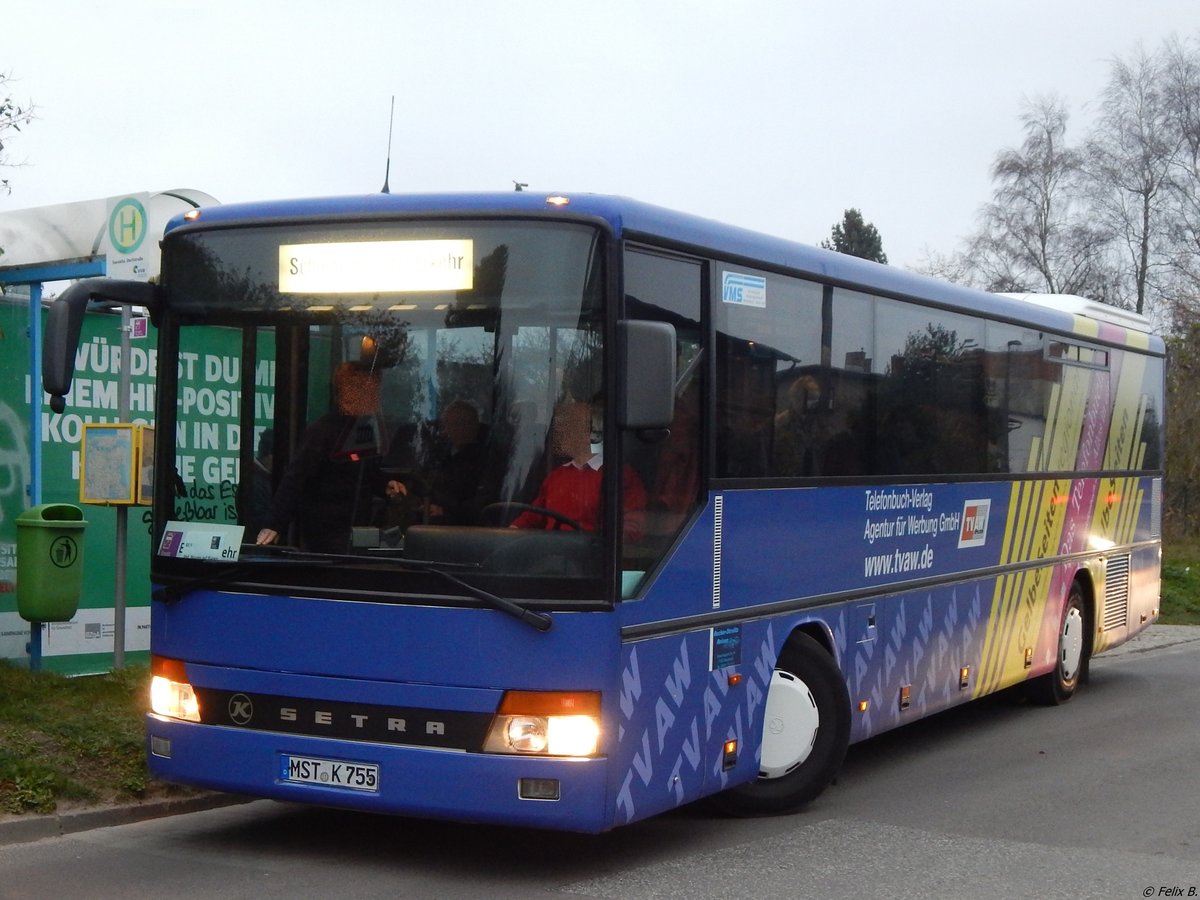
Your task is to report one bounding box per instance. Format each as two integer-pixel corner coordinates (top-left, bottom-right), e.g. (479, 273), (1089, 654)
(711, 629), (850, 816)
(1072, 570), (1098, 685)
(1026, 575), (1093, 705)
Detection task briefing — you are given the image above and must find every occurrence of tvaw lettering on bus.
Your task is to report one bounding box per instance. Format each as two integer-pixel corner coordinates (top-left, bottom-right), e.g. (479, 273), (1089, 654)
(615, 640), (696, 821)
(863, 545), (935, 578)
(700, 630), (772, 797)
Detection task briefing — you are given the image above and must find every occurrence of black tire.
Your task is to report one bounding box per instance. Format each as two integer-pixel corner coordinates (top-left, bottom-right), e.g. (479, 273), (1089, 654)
(1026, 581), (1087, 706)
(712, 632), (850, 816)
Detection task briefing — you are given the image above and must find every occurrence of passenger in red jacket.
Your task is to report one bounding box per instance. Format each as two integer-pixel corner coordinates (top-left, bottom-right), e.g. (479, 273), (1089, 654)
(511, 399), (645, 541)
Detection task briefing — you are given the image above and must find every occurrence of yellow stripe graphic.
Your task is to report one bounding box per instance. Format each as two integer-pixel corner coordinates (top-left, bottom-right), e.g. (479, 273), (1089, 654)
(977, 337), (1158, 697)
(978, 360), (1095, 697)
(1072, 314), (1101, 340)
(1091, 355), (1148, 546)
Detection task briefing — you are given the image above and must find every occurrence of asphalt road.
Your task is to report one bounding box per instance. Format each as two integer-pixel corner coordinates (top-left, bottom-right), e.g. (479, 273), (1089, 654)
(0, 626), (1196, 900)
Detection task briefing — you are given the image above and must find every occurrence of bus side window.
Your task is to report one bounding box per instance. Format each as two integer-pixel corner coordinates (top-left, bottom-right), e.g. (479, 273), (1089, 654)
(623, 249), (703, 572)
(823, 288), (873, 478)
(715, 270), (822, 479)
(873, 300), (986, 476)
(772, 373), (824, 477)
(652, 380), (701, 526)
(716, 340), (773, 478)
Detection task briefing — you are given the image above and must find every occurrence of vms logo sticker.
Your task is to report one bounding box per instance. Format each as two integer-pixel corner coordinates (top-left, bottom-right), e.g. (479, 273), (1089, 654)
(958, 499), (991, 548)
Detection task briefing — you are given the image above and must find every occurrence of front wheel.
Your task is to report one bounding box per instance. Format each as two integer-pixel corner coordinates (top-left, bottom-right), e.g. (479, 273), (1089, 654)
(1026, 581), (1087, 706)
(712, 632), (850, 816)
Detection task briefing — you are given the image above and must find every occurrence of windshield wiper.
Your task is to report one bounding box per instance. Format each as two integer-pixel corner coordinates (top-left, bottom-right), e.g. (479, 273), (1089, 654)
(152, 562), (263, 604)
(154, 547), (553, 632)
(399, 558), (553, 633)
(273, 548), (554, 632)
(151, 545), (330, 603)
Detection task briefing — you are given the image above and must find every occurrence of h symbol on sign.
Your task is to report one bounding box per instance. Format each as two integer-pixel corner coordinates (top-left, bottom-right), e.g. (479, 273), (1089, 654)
(119, 208), (140, 244)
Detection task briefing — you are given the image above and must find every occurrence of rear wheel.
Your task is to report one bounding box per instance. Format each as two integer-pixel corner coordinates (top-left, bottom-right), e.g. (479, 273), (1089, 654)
(1026, 581), (1087, 705)
(713, 632), (850, 816)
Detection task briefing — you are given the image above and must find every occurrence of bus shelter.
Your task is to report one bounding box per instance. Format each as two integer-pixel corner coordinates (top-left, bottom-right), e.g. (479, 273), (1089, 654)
(0, 190), (217, 671)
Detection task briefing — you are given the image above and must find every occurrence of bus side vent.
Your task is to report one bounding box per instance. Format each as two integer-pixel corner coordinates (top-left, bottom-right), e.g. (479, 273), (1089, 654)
(712, 495), (723, 610)
(1151, 478), (1162, 538)
(1103, 555), (1131, 632)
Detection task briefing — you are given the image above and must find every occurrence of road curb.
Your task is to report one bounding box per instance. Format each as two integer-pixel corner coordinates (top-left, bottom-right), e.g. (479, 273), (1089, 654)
(1094, 623), (1200, 661)
(0, 793), (249, 847)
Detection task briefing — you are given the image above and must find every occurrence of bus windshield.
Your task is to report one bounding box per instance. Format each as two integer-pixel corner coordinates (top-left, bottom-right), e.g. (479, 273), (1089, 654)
(154, 219), (609, 604)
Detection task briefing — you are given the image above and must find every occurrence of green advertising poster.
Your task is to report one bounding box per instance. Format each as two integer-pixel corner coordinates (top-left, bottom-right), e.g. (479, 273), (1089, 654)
(0, 296), (272, 673)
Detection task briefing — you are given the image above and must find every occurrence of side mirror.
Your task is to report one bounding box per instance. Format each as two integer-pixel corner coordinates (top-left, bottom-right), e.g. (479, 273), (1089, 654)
(43, 279), (160, 413)
(618, 320), (676, 431)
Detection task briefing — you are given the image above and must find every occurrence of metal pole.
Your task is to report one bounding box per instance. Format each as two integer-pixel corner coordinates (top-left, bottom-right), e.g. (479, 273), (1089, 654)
(114, 306), (131, 668)
(29, 283), (43, 507)
(28, 283), (43, 671)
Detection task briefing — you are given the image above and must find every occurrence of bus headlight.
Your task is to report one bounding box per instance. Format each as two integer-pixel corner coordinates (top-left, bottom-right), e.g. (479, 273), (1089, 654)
(149, 656), (201, 722)
(483, 691), (601, 757)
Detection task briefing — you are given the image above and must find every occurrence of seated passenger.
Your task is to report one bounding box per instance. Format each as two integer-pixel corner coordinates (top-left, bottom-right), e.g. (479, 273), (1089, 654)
(511, 399), (645, 540)
(423, 399), (486, 525)
(652, 382), (700, 520)
(772, 374), (822, 476)
(256, 363), (400, 552)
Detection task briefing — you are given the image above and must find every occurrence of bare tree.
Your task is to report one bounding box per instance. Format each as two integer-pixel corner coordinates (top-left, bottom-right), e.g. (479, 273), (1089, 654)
(1161, 34), (1200, 322)
(1166, 317), (1200, 535)
(969, 96), (1116, 299)
(1086, 45), (1178, 316)
(913, 247), (979, 287)
(0, 71), (36, 195)
(911, 34), (1200, 331)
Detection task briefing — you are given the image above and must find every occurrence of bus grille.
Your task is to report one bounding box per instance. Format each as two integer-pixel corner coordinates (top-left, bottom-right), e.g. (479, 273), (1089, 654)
(1102, 555), (1131, 632)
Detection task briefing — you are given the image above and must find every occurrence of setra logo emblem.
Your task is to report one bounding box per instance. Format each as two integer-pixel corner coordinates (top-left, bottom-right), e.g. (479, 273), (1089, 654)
(957, 499), (991, 549)
(228, 694), (254, 726)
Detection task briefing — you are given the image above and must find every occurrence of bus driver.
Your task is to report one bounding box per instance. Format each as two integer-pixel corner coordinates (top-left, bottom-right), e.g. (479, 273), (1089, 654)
(511, 398), (645, 541)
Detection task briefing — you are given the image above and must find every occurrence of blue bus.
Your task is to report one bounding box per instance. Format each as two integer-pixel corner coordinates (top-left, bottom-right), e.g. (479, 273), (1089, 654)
(44, 193), (1163, 832)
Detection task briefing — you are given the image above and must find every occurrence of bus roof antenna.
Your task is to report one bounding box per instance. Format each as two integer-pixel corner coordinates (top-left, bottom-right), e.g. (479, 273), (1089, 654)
(381, 96), (395, 194)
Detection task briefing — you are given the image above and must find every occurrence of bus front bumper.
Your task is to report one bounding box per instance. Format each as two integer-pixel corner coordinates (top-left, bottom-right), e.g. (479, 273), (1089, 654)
(145, 715), (613, 833)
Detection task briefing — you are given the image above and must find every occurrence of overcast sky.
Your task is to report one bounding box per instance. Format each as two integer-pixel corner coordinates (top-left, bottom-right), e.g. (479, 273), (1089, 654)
(2, 0), (1197, 269)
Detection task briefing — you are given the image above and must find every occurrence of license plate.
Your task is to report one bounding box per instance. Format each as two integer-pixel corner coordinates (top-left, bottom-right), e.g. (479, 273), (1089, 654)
(281, 754), (379, 792)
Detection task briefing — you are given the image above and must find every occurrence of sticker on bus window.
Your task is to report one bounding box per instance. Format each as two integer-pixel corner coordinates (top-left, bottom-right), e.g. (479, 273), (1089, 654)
(721, 272), (766, 308)
(158, 521), (245, 561)
(711, 624), (742, 670)
(957, 500), (991, 548)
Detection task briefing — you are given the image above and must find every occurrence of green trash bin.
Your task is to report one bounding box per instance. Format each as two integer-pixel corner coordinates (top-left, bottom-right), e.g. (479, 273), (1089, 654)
(16, 504), (88, 623)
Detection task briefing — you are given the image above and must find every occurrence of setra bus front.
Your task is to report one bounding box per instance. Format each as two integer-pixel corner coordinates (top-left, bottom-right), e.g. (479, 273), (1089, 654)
(43, 196), (681, 832)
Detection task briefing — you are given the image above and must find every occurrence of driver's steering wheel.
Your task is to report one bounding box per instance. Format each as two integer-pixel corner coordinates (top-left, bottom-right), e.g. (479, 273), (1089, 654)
(481, 501), (585, 533)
